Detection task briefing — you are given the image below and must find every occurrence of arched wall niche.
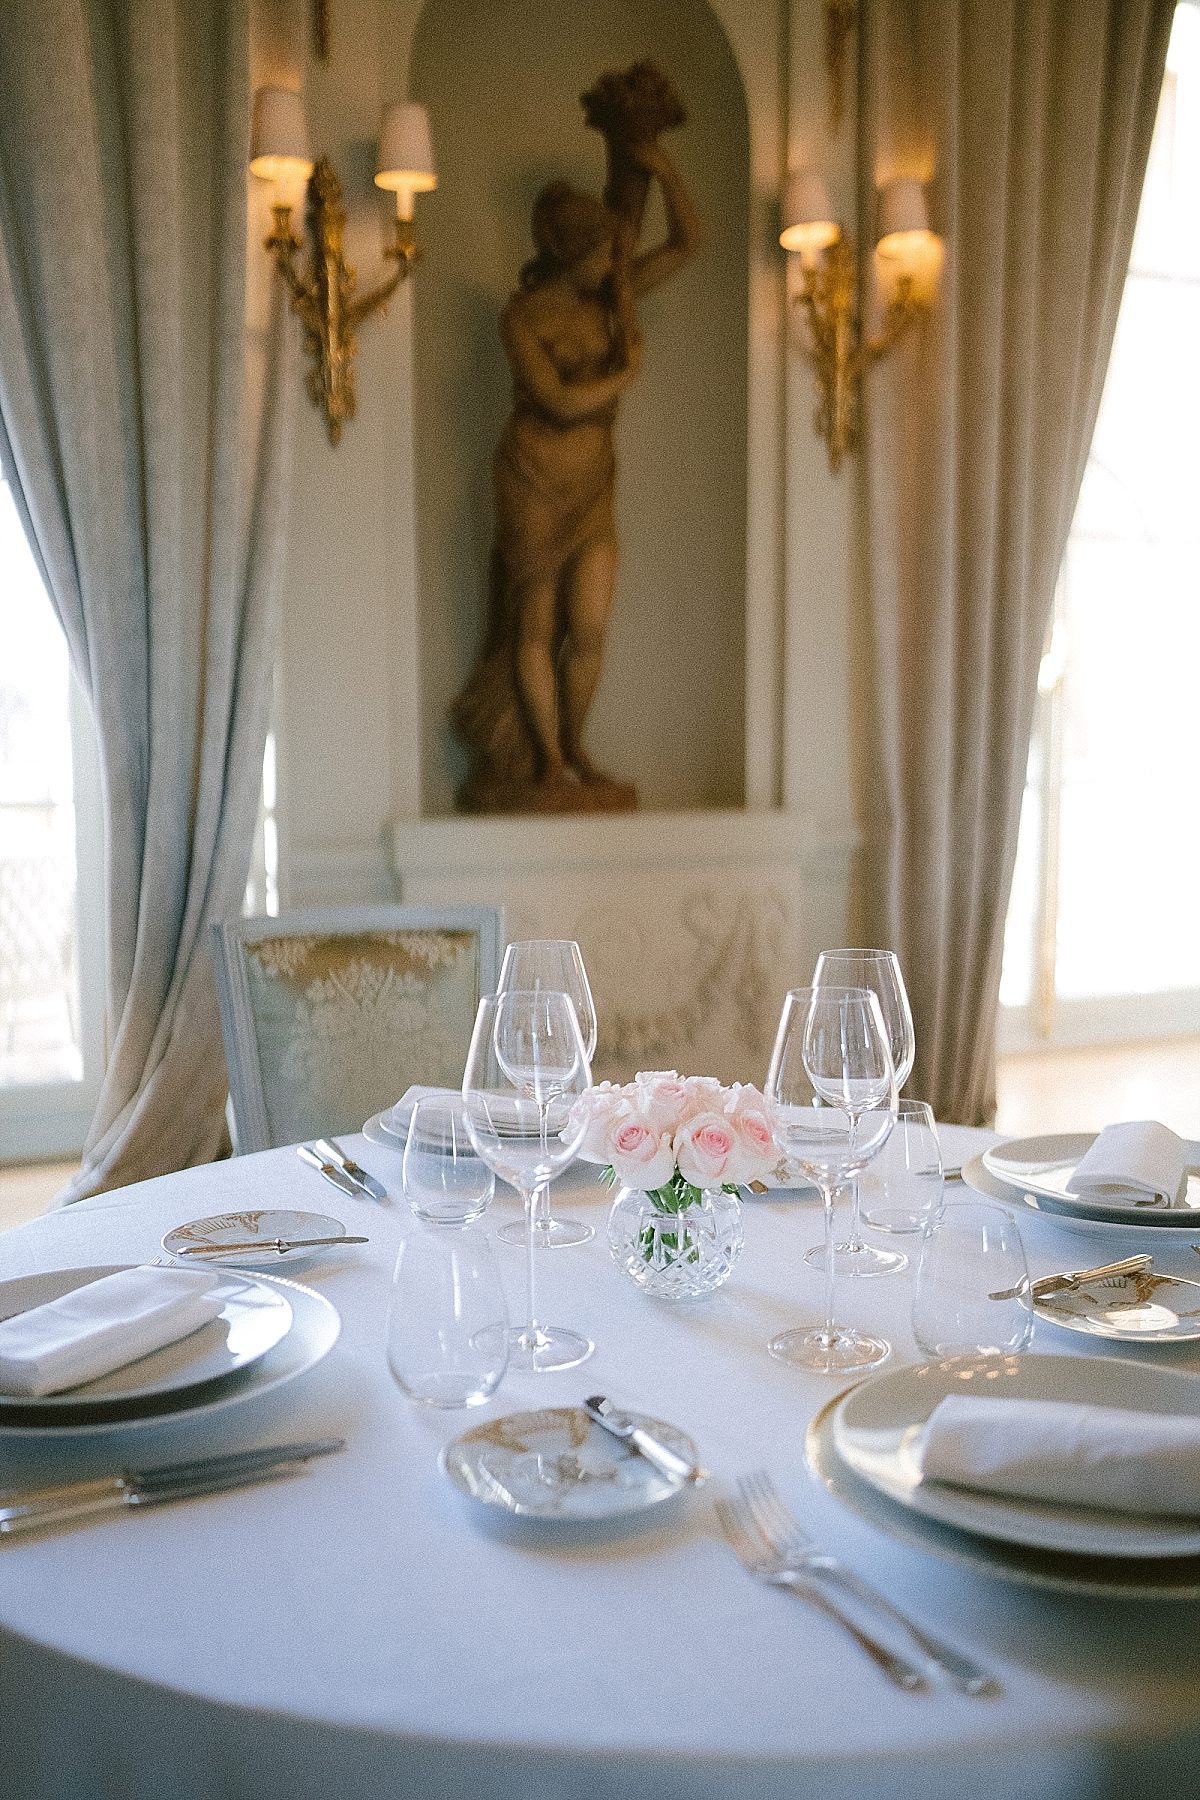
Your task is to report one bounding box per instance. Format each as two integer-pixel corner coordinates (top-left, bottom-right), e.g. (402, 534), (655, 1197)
(408, 0), (750, 815)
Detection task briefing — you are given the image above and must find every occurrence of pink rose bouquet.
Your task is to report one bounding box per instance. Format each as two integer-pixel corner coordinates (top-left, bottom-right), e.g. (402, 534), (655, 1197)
(565, 1071), (780, 1216)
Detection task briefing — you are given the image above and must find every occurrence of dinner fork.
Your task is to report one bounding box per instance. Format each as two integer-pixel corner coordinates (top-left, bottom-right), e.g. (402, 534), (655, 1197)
(714, 1493), (928, 1691)
(737, 1472), (1000, 1696)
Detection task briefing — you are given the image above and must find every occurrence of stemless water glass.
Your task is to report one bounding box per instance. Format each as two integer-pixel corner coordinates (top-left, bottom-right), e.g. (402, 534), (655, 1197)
(911, 1201), (1034, 1363)
(402, 1096), (496, 1225)
(861, 1099), (943, 1235)
(764, 986), (898, 1373)
(387, 1225), (509, 1407)
(495, 940), (598, 1251)
(463, 990), (593, 1372)
(808, 948), (915, 1278)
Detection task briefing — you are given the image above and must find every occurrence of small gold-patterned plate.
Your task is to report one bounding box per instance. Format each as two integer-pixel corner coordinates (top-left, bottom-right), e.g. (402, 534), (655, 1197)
(162, 1209), (349, 1269)
(442, 1406), (698, 1520)
(1035, 1269), (1200, 1343)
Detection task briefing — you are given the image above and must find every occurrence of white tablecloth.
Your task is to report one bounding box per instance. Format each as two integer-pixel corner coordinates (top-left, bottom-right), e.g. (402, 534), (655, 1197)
(2, 1126), (1199, 1800)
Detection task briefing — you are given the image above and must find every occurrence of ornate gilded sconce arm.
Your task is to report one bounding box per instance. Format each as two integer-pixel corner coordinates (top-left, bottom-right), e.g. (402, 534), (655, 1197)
(251, 90), (436, 446)
(782, 174), (938, 473)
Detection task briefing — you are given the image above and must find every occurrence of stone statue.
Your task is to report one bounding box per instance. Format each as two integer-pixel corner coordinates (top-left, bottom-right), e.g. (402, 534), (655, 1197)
(450, 63), (701, 815)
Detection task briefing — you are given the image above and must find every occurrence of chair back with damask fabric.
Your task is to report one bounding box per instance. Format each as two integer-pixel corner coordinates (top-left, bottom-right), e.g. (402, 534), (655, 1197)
(210, 905), (504, 1152)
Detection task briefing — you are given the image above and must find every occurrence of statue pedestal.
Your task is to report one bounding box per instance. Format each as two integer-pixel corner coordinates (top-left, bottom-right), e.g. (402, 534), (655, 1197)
(458, 771), (637, 817)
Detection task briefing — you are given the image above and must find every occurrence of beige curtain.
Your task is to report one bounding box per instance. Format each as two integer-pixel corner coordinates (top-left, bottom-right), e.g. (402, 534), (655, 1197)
(0, 0), (295, 1194)
(858, 0), (1174, 1123)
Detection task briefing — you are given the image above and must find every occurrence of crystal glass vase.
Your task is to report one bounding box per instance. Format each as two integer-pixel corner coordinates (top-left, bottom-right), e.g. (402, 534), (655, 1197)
(607, 1181), (744, 1299)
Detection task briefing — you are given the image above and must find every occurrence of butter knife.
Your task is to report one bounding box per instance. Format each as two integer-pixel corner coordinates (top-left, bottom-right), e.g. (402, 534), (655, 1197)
(314, 1138), (389, 1203)
(0, 1439), (344, 1538)
(988, 1252), (1153, 1303)
(584, 1395), (702, 1484)
(179, 1235), (368, 1255)
(296, 1143), (361, 1200)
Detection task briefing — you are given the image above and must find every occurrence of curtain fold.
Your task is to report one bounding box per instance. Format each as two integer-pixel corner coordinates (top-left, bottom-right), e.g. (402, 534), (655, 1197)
(0, 0), (294, 1194)
(858, 0), (1174, 1123)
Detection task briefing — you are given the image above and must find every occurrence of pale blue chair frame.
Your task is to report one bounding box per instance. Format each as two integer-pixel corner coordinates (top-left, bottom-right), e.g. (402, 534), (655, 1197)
(210, 903), (504, 1153)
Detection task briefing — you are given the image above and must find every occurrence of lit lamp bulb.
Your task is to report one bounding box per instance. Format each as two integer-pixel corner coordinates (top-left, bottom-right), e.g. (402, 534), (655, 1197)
(374, 102), (437, 224)
(779, 168), (840, 267)
(249, 87), (314, 219)
(876, 178), (938, 299)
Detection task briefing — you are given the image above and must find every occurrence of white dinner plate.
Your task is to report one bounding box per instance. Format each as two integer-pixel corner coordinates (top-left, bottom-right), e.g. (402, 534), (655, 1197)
(982, 1133), (1200, 1225)
(442, 1406), (698, 1520)
(961, 1152), (1177, 1237)
(0, 1272), (339, 1438)
(0, 1266), (292, 1412)
(1034, 1268), (1200, 1344)
(361, 1111), (405, 1151)
(162, 1209), (351, 1268)
(806, 1387), (1200, 1600)
(830, 1354), (1200, 1559)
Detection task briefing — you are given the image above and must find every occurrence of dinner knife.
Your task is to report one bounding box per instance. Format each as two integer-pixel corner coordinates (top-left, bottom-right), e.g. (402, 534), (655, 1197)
(296, 1143), (362, 1200)
(584, 1396), (702, 1484)
(178, 1235), (369, 1255)
(988, 1252), (1153, 1303)
(314, 1138), (389, 1203)
(0, 1438), (345, 1538)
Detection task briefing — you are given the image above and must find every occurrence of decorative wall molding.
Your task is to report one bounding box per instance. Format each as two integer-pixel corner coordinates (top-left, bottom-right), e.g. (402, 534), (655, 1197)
(392, 809), (858, 1082)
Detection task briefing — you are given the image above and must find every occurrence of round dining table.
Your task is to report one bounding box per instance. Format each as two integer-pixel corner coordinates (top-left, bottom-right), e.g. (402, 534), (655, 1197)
(2, 1123), (1200, 1800)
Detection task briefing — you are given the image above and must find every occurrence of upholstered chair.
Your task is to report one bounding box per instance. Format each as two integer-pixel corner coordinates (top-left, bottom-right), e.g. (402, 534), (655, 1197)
(210, 905), (503, 1152)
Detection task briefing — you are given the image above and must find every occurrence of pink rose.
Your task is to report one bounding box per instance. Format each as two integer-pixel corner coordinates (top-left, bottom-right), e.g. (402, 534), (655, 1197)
(567, 1083), (634, 1163)
(635, 1071), (691, 1134)
(607, 1117), (676, 1191)
(681, 1075), (725, 1119)
(674, 1110), (738, 1188)
(726, 1105), (779, 1183)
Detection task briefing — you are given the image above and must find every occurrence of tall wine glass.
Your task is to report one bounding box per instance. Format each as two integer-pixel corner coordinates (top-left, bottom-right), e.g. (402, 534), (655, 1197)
(808, 948), (915, 1278)
(494, 940), (597, 1250)
(765, 986), (897, 1373)
(462, 991), (594, 1372)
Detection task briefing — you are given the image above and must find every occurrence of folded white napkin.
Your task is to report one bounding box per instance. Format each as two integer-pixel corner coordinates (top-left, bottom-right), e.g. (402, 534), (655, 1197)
(387, 1085), (458, 1133)
(0, 1267), (224, 1398)
(920, 1394), (1200, 1516)
(1067, 1120), (1188, 1207)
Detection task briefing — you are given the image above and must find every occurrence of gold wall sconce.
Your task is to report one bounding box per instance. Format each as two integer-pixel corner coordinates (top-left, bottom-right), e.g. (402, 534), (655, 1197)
(781, 170), (939, 472)
(250, 88), (437, 445)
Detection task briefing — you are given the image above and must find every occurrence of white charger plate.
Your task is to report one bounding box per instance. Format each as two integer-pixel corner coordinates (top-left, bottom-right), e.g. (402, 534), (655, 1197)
(961, 1152), (1183, 1237)
(806, 1388), (1200, 1600)
(982, 1132), (1200, 1225)
(162, 1209), (351, 1268)
(0, 1272), (339, 1438)
(442, 1406), (697, 1520)
(361, 1111), (405, 1151)
(830, 1353), (1200, 1559)
(0, 1266), (292, 1412)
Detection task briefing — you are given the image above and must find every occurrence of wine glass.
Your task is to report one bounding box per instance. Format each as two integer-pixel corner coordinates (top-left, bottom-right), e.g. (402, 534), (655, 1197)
(808, 948), (915, 1278)
(402, 1095), (495, 1225)
(494, 940), (597, 1250)
(462, 990), (594, 1372)
(387, 1225), (509, 1407)
(911, 1202), (1033, 1362)
(764, 986), (898, 1373)
(861, 1099), (944, 1235)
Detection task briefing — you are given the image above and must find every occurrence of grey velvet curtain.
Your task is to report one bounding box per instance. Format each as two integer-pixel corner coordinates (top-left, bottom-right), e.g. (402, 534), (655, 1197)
(859, 0), (1174, 1123)
(0, 0), (293, 1194)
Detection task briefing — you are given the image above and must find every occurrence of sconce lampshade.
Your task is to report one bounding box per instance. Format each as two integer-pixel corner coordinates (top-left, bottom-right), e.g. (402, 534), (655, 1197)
(876, 178), (935, 258)
(375, 103), (437, 194)
(249, 87), (314, 183)
(779, 168), (841, 256)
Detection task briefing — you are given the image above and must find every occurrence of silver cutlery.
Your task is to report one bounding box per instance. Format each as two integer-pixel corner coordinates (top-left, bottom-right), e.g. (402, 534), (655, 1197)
(584, 1395), (704, 1484)
(714, 1490), (928, 1692)
(296, 1143), (363, 1200)
(989, 1252), (1152, 1303)
(314, 1138), (389, 1203)
(732, 1472), (1000, 1697)
(0, 1439), (345, 1538)
(179, 1235), (368, 1256)
(943, 1165), (963, 1183)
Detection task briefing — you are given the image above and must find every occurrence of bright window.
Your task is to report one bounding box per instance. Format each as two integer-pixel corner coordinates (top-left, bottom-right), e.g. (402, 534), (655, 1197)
(1001, 3), (1200, 1040)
